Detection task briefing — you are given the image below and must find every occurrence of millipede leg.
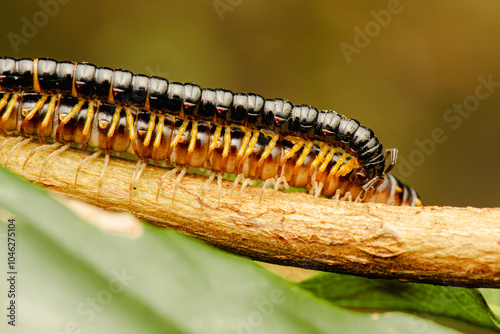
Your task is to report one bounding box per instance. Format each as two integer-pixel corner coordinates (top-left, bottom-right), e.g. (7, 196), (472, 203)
(384, 148), (398, 175)
(4, 137), (31, 167)
(38, 143), (70, 182)
(326, 152), (348, 182)
(80, 100), (96, 149)
(56, 98), (85, 141)
(156, 166), (180, 203)
(125, 106), (141, 159)
(207, 124), (223, 160)
(256, 133), (279, 168)
(169, 119), (189, 150)
(172, 167), (187, 204)
(0, 136), (23, 154)
(0, 93), (19, 133)
(0, 93), (11, 113)
(129, 161), (147, 205)
(105, 106), (122, 151)
(230, 173), (244, 197)
(290, 141), (314, 183)
(22, 142), (60, 170)
(220, 125), (232, 169)
(141, 112), (157, 160)
(185, 121), (198, 166)
(279, 139), (305, 167)
(313, 181), (324, 204)
(239, 130), (260, 169)
(75, 149), (102, 186)
(201, 171), (216, 209)
(216, 172), (222, 206)
(97, 154), (110, 198)
(234, 127), (251, 168)
(38, 94), (60, 142)
(260, 178), (276, 203)
(240, 178), (257, 192)
(151, 115), (165, 165)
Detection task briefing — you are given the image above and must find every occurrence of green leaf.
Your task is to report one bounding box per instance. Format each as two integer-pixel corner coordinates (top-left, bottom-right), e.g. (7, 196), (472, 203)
(0, 166), (461, 334)
(297, 272), (500, 332)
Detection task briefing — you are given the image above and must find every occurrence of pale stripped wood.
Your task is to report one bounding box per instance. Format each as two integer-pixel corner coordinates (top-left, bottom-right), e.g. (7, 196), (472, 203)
(1, 138), (499, 288)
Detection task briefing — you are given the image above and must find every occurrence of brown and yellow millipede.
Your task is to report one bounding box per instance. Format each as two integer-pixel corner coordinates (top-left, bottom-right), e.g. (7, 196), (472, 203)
(0, 87), (421, 207)
(0, 57), (395, 192)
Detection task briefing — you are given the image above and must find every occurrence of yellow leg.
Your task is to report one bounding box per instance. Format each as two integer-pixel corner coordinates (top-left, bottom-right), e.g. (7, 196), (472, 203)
(124, 106), (140, 158)
(21, 94), (47, 119)
(220, 125), (232, 169)
(338, 157), (358, 176)
(56, 98), (85, 141)
(308, 143), (329, 176)
(326, 152), (348, 182)
(0, 93), (11, 112)
(38, 94), (59, 140)
(105, 106), (122, 152)
(256, 133), (279, 168)
(152, 115), (165, 164)
(279, 139), (304, 166)
(0, 93), (18, 132)
(141, 112), (157, 159)
(233, 126), (251, 168)
(170, 119), (189, 149)
(292, 141), (314, 175)
(185, 120), (198, 166)
(207, 124), (223, 159)
(81, 100), (96, 148)
(240, 130), (260, 165)
(318, 147), (337, 173)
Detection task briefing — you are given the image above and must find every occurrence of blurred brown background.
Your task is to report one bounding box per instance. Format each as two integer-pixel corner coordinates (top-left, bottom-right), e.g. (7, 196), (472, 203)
(0, 0), (499, 207)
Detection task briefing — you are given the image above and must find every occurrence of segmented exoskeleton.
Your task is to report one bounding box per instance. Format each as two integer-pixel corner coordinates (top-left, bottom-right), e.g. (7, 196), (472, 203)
(0, 57), (393, 191)
(0, 89), (421, 206)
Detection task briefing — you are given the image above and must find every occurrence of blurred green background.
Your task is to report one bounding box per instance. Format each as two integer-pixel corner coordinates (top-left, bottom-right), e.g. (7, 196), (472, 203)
(0, 0), (499, 207)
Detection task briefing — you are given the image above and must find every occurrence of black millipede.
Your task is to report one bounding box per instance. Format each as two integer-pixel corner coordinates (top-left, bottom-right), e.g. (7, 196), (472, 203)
(0, 89), (421, 207)
(0, 57), (392, 192)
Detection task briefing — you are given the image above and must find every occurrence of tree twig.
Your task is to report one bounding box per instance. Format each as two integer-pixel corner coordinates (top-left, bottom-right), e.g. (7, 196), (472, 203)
(2, 139), (500, 288)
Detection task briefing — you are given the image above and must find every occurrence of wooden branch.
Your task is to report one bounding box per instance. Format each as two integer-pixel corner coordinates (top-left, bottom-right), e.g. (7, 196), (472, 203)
(2, 139), (500, 288)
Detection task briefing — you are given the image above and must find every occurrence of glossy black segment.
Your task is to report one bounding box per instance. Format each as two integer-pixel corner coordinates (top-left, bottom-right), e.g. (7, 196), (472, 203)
(130, 74), (149, 106)
(165, 82), (184, 115)
(235, 93), (265, 129)
(148, 76), (169, 112)
(337, 118), (360, 144)
(198, 89), (217, 120)
(182, 83), (202, 117)
(37, 58), (58, 93)
(289, 104), (318, 135)
(55, 61), (75, 93)
(215, 89), (233, 123)
(0, 57), (17, 89)
(14, 58), (34, 90)
(262, 99), (292, 133)
(92, 67), (113, 100)
(74, 62), (97, 98)
(350, 127), (373, 151)
(112, 69), (133, 104)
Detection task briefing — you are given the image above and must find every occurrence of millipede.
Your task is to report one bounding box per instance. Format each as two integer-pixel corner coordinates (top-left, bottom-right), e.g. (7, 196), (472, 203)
(0, 57), (422, 207)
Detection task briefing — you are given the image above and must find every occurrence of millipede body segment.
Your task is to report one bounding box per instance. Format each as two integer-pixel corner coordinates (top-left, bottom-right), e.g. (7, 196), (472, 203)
(0, 57), (392, 183)
(0, 87), (421, 206)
